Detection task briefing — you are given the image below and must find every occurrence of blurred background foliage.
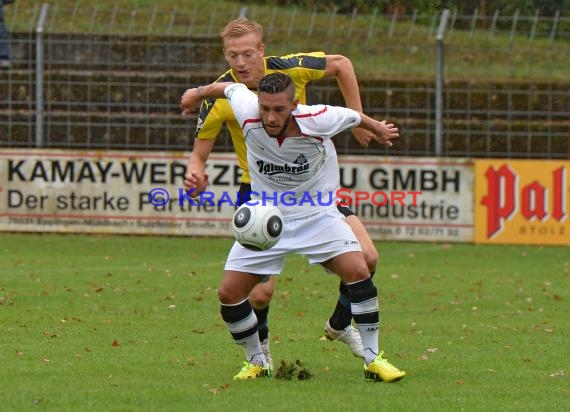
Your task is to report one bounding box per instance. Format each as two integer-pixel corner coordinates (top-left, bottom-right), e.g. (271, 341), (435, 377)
(246, 0), (568, 15)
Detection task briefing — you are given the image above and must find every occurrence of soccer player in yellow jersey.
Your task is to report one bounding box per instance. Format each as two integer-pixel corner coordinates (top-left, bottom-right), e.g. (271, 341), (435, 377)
(181, 17), (383, 366)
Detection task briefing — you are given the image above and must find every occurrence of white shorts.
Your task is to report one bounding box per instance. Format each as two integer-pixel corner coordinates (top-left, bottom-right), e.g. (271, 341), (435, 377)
(224, 207), (361, 275)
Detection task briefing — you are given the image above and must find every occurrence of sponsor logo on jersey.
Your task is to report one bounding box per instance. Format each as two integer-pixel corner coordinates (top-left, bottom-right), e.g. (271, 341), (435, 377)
(256, 154), (310, 176)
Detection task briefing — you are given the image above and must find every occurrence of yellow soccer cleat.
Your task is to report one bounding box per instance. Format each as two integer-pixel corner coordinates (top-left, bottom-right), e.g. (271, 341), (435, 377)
(233, 361), (271, 381)
(364, 352), (406, 383)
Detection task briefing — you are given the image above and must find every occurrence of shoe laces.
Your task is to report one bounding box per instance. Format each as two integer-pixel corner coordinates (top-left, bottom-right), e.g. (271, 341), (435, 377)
(335, 325), (356, 340)
(344, 326), (360, 339)
(373, 351), (401, 371)
(237, 361), (259, 374)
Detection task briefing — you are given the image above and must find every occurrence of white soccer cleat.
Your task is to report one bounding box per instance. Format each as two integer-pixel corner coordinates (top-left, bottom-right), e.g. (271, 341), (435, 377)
(323, 320), (365, 359)
(260, 338), (273, 370)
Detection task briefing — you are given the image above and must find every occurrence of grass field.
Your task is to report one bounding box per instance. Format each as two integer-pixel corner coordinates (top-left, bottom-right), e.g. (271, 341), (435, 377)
(1, 233), (568, 411)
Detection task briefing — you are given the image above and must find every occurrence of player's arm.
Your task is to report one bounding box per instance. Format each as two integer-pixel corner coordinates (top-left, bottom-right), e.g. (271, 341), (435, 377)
(182, 82), (236, 196)
(183, 138), (214, 196)
(323, 54), (375, 147)
(356, 112), (399, 147)
(180, 83), (233, 115)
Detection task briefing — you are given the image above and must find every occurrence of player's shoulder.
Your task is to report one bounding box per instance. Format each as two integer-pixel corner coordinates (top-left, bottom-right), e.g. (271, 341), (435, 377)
(294, 103), (329, 119)
(265, 52), (326, 71)
(214, 70), (235, 83)
(225, 83), (252, 102)
(295, 104), (357, 125)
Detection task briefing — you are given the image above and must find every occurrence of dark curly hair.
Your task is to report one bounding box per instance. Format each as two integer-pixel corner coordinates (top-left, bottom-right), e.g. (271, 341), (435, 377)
(258, 73), (295, 100)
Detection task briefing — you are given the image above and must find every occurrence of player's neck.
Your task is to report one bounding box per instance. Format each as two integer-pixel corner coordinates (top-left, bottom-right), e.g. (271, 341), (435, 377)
(282, 117), (301, 138)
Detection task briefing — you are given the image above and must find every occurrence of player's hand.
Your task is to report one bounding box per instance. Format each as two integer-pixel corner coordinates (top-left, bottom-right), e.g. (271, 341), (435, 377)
(180, 88), (203, 116)
(183, 170), (209, 197)
(351, 127), (374, 147)
(374, 120), (399, 147)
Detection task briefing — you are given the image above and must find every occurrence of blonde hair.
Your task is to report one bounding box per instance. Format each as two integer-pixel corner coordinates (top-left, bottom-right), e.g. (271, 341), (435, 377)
(220, 17), (264, 45)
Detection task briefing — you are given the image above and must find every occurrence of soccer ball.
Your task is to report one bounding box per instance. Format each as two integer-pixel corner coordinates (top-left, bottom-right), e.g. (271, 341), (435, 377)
(232, 204), (283, 251)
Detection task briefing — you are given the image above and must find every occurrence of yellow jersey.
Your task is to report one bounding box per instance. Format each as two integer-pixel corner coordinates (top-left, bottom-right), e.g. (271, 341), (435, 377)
(195, 52), (327, 183)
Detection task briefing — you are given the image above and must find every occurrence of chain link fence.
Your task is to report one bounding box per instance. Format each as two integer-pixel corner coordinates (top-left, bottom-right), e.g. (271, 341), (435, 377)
(0, 3), (568, 158)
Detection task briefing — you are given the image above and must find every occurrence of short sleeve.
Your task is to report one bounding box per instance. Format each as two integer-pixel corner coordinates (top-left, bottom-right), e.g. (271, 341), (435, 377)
(224, 84), (259, 127)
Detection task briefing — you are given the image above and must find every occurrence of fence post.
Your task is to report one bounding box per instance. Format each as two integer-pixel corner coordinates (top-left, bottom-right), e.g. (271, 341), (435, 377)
(366, 7), (377, 44)
(435, 9), (449, 157)
(388, 8), (397, 40)
(167, 7), (177, 35)
(88, 4), (99, 33)
(549, 10), (559, 42)
(406, 8), (417, 44)
(489, 9), (499, 40)
(147, 3), (157, 34)
(287, 8), (297, 39)
(530, 9), (539, 41)
(469, 8), (478, 38)
(327, 7), (337, 38)
(35, 3), (49, 148)
(509, 9), (519, 44)
(347, 7), (357, 38)
(447, 8), (457, 41)
(307, 6), (317, 37)
(267, 7), (277, 38)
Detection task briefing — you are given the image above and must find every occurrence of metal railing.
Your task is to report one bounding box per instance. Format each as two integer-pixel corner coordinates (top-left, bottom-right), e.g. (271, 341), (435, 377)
(0, 3), (568, 159)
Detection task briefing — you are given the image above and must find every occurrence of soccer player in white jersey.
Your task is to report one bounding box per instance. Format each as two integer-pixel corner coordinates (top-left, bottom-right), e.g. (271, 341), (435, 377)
(183, 18), (381, 365)
(184, 73), (405, 383)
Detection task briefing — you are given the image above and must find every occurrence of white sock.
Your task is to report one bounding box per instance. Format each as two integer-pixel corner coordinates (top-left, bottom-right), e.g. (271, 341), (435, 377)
(241, 331), (267, 367)
(351, 297), (380, 365)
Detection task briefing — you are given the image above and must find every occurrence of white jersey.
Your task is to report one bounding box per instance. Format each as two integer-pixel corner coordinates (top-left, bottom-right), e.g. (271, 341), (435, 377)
(224, 83), (361, 218)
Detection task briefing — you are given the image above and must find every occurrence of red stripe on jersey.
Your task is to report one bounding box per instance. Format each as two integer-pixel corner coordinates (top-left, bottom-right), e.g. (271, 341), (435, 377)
(242, 115), (324, 146)
(242, 118), (262, 129)
(293, 106), (328, 119)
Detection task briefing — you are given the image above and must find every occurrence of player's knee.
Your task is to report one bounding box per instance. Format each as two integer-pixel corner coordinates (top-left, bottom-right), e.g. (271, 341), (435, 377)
(352, 258), (371, 281)
(249, 282), (274, 309)
(217, 286), (231, 304)
(218, 284), (245, 305)
(362, 245), (379, 273)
